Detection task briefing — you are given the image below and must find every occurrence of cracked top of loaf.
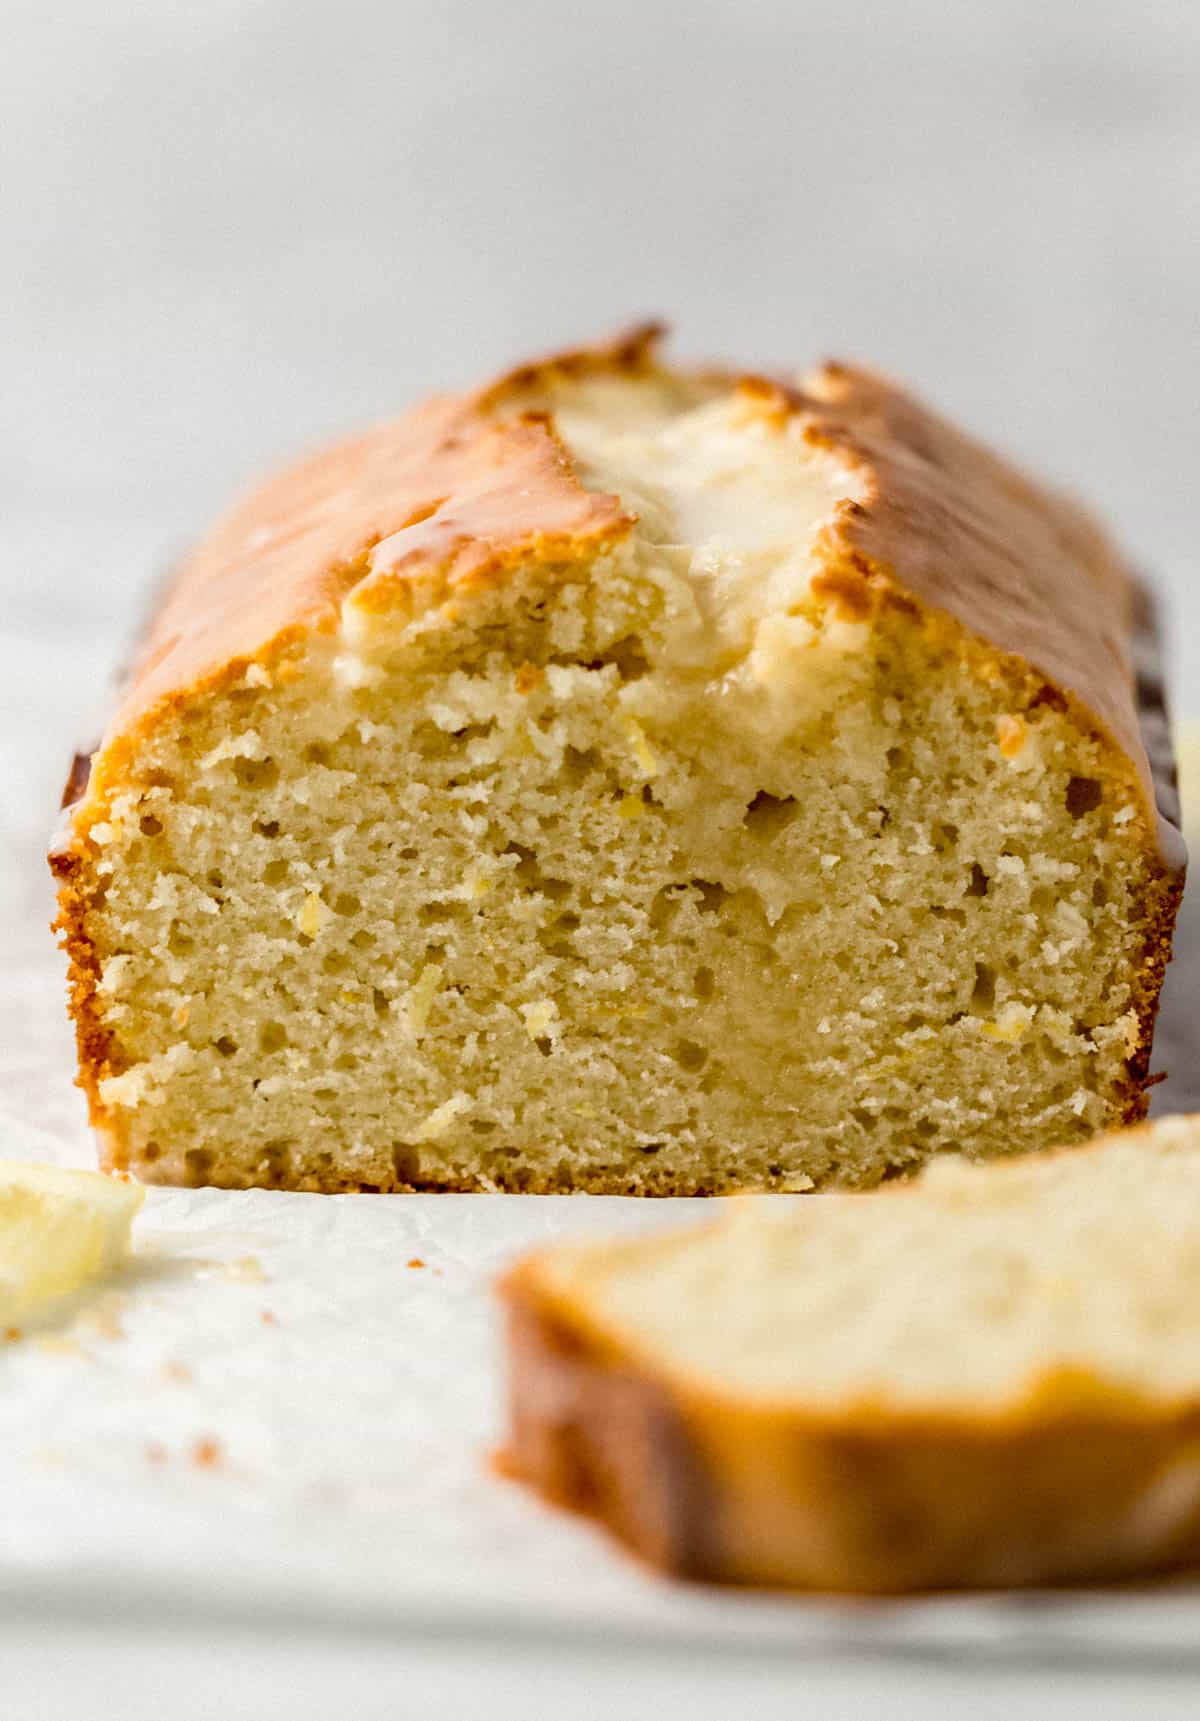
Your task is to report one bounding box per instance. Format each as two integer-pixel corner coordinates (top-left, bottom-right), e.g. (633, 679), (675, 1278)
(67, 324), (1181, 867)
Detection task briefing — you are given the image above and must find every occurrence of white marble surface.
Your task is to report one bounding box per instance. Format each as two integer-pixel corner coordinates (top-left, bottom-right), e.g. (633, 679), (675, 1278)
(6, 1621), (1200, 1721)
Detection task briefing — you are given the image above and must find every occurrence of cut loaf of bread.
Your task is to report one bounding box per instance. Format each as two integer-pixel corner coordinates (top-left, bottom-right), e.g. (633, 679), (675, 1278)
(51, 326), (1182, 1192)
(502, 1113), (1200, 1591)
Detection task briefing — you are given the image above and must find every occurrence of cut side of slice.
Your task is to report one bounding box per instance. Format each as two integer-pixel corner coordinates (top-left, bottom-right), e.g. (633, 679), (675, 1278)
(0, 1162), (143, 1330)
(501, 1113), (1200, 1591)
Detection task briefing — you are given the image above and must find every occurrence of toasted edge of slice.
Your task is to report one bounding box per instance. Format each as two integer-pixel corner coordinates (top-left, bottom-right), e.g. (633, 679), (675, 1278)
(498, 1118), (1200, 1592)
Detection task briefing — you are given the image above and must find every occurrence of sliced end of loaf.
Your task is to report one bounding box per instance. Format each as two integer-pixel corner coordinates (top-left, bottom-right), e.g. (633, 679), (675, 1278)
(53, 350), (1179, 1193)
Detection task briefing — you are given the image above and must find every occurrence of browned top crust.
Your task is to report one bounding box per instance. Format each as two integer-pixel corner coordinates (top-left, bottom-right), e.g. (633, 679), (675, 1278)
(96, 333), (649, 790)
(69, 325), (1182, 867)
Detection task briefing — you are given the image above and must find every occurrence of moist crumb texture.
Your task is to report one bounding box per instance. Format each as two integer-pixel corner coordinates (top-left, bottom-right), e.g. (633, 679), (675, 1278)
(51, 332), (1182, 1192)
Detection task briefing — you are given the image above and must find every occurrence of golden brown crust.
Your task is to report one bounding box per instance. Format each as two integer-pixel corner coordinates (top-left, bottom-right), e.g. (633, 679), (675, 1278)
(87, 412), (631, 804)
(48, 845), (120, 1151)
(797, 361), (1182, 870)
(120, 1151), (789, 1196)
(501, 1273), (1200, 1592)
(74, 325), (667, 812)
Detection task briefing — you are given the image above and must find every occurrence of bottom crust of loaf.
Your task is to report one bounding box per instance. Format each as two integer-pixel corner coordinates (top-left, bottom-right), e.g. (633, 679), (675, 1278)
(95, 1121), (795, 1195)
(501, 1285), (1200, 1593)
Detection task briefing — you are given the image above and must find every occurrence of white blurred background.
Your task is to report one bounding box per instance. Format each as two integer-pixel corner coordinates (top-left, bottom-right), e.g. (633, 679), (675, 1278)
(3, 0), (1198, 848)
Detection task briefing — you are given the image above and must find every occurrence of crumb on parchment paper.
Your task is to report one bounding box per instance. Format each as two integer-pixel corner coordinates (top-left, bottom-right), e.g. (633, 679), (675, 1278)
(224, 1256), (265, 1284)
(192, 1437), (223, 1469)
(144, 1437), (226, 1469)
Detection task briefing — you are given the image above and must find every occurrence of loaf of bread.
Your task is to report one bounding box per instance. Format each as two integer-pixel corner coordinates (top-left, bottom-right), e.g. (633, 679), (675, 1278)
(502, 1113), (1200, 1591)
(51, 326), (1183, 1192)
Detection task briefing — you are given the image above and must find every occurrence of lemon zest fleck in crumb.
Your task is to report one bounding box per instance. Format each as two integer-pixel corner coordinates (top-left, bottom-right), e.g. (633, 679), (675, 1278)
(297, 893), (330, 938)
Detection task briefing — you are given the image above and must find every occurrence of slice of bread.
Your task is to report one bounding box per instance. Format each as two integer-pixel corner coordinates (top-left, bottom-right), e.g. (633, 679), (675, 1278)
(50, 326), (1182, 1193)
(501, 1114), (1200, 1591)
